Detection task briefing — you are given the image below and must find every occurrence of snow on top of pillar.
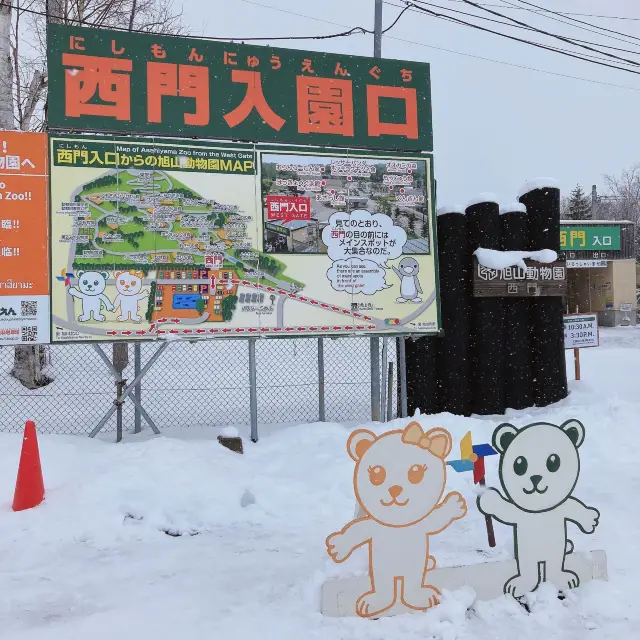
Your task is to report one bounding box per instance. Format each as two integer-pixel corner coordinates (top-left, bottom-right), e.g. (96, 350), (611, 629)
(466, 192), (499, 208)
(517, 177), (560, 198)
(499, 202), (527, 215)
(437, 204), (465, 216)
(474, 247), (558, 270)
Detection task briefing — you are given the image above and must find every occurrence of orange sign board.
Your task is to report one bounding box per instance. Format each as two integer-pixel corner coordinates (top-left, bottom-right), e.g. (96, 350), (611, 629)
(0, 131), (50, 344)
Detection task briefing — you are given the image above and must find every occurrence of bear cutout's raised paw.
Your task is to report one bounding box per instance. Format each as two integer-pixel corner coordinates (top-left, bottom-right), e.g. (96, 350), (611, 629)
(478, 488), (503, 517)
(356, 590), (395, 618)
(505, 574), (539, 599)
(326, 532), (351, 563)
(443, 491), (467, 520)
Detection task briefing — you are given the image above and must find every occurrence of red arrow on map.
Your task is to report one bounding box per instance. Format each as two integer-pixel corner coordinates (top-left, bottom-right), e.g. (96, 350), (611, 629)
(182, 329), (192, 334)
(356, 326), (365, 330)
(298, 327), (306, 331)
(321, 326), (329, 331)
(248, 327), (258, 333)
(321, 303), (329, 309)
(299, 296), (308, 302)
(266, 287), (275, 292)
(121, 330), (132, 336)
(331, 306), (340, 311)
(333, 326), (343, 330)
(309, 327), (318, 331)
(310, 300), (319, 306)
(342, 309), (351, 315)
(272, 327), (282, 332)
(106, 331), (117, 336)
(196, 329), (206, 334)
(260, 327), (269, 332)
(241, 280), (251, 286)
(209, 328), (218, 333)
(135, 330), (146, 335)
(368, 325), (376, 329)
(234, 328), (244, 333)
(157, 330), (166, 335)
(277, 289), (286, 295)
(222, 328), (232, 333)
(171, 318), (180, 324)
(158, 317), (168, 323)
(169, 329), (179, 335)
(285, 327), (295, 332)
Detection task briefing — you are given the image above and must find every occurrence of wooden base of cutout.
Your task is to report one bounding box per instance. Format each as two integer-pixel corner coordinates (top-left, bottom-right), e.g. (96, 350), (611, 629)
(321, 550), (607, 618)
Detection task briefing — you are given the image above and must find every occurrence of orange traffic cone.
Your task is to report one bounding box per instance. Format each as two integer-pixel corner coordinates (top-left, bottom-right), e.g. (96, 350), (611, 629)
(12, 420), (45, 512)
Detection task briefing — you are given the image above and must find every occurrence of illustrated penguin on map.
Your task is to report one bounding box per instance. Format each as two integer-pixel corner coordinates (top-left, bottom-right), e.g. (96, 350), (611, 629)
(393, 257), (423, 303)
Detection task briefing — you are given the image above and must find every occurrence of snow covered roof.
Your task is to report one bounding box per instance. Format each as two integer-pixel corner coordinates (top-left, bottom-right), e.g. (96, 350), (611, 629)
(466, 193), (499, 208)
(436, 204), (465, 216)
(499, 203), (527, 215)
(517, 177), (560, 198)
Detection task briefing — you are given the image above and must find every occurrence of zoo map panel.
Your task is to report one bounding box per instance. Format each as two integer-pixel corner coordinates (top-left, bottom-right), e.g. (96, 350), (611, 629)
(50, 136), (439, 342)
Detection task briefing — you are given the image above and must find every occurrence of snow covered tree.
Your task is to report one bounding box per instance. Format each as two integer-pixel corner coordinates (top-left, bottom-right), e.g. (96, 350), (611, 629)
(567, 185), (591, 220)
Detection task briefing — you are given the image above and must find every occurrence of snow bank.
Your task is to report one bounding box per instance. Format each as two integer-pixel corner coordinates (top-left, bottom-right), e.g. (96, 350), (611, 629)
(437, 204), (465, 216)
(466, 192), (499, 208)
(219, 426), (240, 438)
(475, 247), (558, 270)
(518, 177), (560, 198)
(0, 328), (638, 638)
(499, 202), (527, 215)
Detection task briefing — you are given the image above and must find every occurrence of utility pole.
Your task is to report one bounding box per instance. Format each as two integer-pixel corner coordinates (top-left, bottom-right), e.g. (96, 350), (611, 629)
(374, 0), (382, 58)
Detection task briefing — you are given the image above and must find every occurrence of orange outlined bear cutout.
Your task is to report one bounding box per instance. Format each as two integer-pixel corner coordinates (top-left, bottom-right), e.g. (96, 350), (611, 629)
(326, 422), (467, 618)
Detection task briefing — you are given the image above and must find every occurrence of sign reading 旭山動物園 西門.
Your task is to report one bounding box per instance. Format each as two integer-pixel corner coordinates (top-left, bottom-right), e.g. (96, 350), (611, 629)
(46, 24), (432, 152)
(473, 259), (567, 298)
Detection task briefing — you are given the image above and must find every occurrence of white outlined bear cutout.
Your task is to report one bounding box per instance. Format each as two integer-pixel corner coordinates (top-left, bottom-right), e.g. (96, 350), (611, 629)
(326, 422), (467, 618)
(477, 419), (600, 598)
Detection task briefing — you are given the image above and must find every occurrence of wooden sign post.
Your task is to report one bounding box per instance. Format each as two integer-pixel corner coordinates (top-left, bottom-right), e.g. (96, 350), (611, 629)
(563, 314), (599, 380)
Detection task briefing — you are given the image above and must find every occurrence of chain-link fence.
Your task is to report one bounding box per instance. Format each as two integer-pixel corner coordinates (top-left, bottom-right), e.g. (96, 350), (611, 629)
(0, 337), (403, 438)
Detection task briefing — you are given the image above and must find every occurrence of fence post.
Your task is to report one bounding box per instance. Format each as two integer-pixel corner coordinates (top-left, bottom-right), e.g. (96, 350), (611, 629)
(249, 338), (258, 442)
(134, 342), (142, 434)
(370, 337), (381, 422)
(386, 361), (394, 421)
(318, 338), (326, 422)
(399, 336), (408, 418)
(380, 337), (388, 421)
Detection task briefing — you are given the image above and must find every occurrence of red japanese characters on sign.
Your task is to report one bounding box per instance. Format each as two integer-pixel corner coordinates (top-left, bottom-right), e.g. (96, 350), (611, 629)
(266, 195), (312, 224)
(205, 254), (224, 268)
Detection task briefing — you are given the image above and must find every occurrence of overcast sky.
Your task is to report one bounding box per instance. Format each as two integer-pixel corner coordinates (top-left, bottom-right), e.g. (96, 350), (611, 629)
(181, 0), (640, 206)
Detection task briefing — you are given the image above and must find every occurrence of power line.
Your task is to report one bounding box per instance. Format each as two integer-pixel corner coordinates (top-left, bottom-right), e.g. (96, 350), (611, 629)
(404, 2), (640, 76)
(238, 0), (640, 92)
(449, 0), (640, 67)
(385, 1), (640, 63)
(439, 0), (640, 22)
(500, 0), (640, 48)
(11, 2), (411, 42)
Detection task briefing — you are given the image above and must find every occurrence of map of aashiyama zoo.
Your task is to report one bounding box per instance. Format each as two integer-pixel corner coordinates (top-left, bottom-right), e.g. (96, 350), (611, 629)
(50, 137), (440, 342)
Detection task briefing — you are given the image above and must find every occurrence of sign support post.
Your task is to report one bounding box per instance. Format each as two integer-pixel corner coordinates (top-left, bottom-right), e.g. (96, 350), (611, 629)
(574, 347), (581, 381)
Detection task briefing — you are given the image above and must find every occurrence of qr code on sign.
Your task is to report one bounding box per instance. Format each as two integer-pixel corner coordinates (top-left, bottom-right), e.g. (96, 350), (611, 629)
(21, 326), (38, 342)
(20, 300), (37, 317)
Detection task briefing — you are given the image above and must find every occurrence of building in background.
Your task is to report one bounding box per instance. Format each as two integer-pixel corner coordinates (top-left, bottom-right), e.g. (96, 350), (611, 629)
(561, 220), (636, 326)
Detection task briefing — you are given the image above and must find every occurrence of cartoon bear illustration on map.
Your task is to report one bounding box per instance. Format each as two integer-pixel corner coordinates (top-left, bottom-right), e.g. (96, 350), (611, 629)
(477, 419), (600, 598)
(113, 271), (149, 323)
(68, 271), (114, 322)
(325, 422), (467, 618)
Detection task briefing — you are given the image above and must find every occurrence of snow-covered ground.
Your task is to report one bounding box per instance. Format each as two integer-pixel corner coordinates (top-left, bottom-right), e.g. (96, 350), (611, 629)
(0, 327), (638, 639)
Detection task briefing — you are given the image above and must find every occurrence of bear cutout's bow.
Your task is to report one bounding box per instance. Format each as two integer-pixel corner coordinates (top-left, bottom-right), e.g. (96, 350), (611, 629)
(402, 422), (433, 450)
(401, 422), (450, 459)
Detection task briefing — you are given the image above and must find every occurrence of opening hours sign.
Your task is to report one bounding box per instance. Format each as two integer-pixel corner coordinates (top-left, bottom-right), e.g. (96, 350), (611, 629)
(46, 24), (433, 152)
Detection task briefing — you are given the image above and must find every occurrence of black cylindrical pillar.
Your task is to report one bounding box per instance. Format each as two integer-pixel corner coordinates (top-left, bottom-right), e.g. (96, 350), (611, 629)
(435, 206), (471, 416)
(466, 195), (505, 415)
(519, 180), (568, 407)
(500, 203), (532, 410)
(405, 336), (440, 416)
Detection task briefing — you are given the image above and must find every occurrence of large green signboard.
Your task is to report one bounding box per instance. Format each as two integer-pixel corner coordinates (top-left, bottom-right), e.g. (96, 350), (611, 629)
(46, 24), (433, 152)
(560, 226), (621, 251)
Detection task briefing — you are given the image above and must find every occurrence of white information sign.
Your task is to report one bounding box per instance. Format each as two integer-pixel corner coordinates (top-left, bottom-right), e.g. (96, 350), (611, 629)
(566, 260), (608, 269)
(564, 314), (599, 349)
